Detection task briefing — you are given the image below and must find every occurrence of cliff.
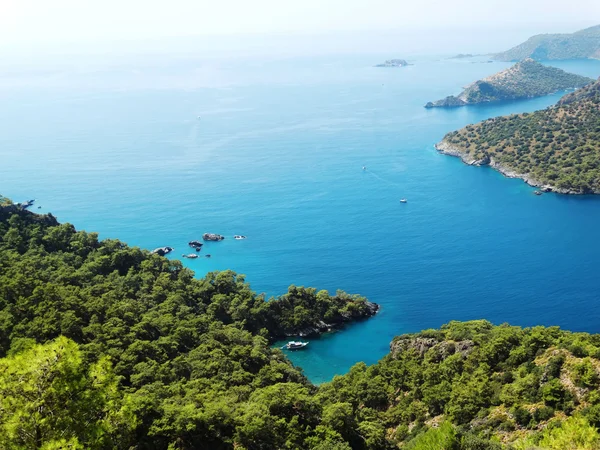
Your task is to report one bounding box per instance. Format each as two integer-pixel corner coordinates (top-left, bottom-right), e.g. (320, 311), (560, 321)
(426, 59), (593, 108)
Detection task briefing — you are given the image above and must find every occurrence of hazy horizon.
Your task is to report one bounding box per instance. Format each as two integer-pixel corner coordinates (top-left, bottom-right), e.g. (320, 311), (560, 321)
(0, 25), (598, 65)
(0, 0), (598, 59)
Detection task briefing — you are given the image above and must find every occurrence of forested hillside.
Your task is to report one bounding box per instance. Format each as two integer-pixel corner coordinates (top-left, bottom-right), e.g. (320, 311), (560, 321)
(493, 25), (600, 61)
(425, 59), (593, 108)
(0, 202), (376, 449)
(438, 77), (600, 193)
(3, 202), (600, 449)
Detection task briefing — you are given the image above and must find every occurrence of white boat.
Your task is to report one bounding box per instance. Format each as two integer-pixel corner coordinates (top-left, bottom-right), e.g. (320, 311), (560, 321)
(234, 235), (247, 240)
(182, 254), (199, 259)
(284, 341), (309, 350)
(362, 166), (366, 171)
(400, 199), (407, 203)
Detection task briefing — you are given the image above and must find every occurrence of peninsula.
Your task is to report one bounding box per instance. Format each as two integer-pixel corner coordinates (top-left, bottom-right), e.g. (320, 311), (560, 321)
(375, 58), (410, 67)
(425, 58), (593, 108)
(494, 24), (600, 61)
(436, 77), (600, 194)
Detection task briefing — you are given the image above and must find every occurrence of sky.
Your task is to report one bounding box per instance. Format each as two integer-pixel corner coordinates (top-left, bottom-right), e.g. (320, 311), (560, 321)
(1, 0), (598, 47)
(0, 0), (598, 62)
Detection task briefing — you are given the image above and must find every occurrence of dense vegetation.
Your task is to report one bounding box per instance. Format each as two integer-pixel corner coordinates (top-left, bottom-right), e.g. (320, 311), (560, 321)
(0, 203), (375, 449)
(4, 204), (600, 449)
(494, 25), (600, 61)
(440, 77), (600, 193)
(425, 59), (593, 108)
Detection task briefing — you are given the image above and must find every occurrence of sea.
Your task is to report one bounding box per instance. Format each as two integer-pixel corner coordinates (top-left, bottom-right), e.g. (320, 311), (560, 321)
(2, 46), (600, 384)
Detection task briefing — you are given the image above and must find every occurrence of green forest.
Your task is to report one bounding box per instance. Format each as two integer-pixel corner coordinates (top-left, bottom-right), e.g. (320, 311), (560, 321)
(4, 201), (600, 449)
(441, 77), (600, 193)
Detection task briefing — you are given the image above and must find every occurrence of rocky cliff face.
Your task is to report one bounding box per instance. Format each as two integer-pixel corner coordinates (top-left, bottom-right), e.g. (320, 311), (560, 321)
(435, 140), (589, 195)
(286, 301), (380, 337)
(390, 335), (474, 360)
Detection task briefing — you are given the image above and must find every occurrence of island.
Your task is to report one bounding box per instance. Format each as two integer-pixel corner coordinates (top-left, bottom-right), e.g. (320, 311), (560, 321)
(425, 58), (593, 108)
(202, 232), (225, 241)
(449, 53), (475, 59)
(436, 76), (600, 193)
(375, 58), (410, 67)
(494, 24), (600, 61)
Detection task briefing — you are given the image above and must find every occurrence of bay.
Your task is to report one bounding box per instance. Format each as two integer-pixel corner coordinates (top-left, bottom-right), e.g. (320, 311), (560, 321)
(1, 53), (600, 384)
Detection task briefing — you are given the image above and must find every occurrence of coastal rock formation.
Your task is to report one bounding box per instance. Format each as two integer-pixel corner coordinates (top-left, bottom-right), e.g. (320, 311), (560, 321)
(151, 246), (173, 256)
(0, 202), (58, 227)
(435, 141), (569, 193)
(436, 79), (600, 194)
(188, 240), (203, 250)
(375, 59), (410, 67)
(267, 286), (380, 338)
(16, 199), (35, 209)
(390, 336), (474, 359)
(494, 24), (600, 61)
(425, 59), (593, 108)
(287, 300), (380, 337)
(425, 95), (466, 108)
(202, 233), (225, 241)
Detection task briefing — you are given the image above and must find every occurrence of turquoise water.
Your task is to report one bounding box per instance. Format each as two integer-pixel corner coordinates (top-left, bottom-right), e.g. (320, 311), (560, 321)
(2, 54), (600, 384)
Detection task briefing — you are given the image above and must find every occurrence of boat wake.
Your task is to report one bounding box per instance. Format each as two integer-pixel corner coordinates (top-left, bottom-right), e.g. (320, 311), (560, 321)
(365, 168), (402, 188)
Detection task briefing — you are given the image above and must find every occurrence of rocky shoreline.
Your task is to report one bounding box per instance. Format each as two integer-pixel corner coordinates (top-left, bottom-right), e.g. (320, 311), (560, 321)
(281, 301), (380, 338)
(434, 140), (597, 195)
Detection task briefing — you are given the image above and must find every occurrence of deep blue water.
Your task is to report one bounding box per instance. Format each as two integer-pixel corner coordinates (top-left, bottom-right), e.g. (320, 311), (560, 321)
(2, 54), (600, 384)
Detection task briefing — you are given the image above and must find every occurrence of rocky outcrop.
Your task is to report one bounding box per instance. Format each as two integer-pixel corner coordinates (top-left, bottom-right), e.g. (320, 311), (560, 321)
(283, 301), (380, 338)
(425, 96), (467, 108)
(434, 140), (593, 195)
(293, 320), (332, 338)
(16, 199), (35, 209)
(188, 240), (203, 250)
(390, 336), (475, 360)
(203, 233), (225, 241)
(151, 247), (173, 256)
(0, 204), (58, 227)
